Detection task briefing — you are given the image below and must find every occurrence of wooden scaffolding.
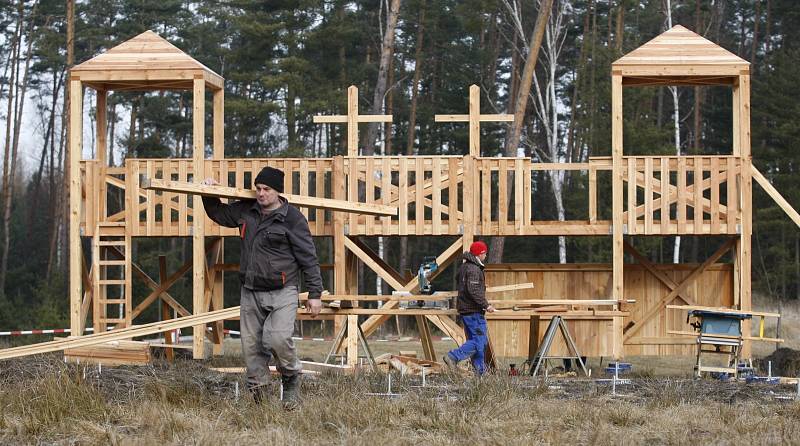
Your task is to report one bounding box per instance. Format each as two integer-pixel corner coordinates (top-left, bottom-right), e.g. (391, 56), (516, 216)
(63, 25), (791, 366)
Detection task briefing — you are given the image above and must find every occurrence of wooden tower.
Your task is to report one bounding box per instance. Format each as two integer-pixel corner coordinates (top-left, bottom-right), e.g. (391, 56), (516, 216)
(64, 25), (782, 366)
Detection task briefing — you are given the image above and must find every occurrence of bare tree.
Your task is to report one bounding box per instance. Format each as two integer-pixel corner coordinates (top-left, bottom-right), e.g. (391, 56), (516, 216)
(362, 0), (402, 155)
(665, 0), (682, 263)
(489, 0), (553, 263)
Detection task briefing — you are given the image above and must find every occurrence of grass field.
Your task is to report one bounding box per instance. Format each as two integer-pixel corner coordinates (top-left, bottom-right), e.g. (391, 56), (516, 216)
(1, 298), (799, 445)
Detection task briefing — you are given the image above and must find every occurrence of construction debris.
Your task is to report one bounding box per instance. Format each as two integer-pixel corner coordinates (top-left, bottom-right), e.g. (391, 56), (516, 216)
(375, 354), (443, 376)
(64, 340), (151, 366)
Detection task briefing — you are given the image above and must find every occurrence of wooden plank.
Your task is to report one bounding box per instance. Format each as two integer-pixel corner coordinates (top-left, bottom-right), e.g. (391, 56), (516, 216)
(399, 158), (408, 234)
(644, 157), (653, 233)
(381, 159), (391, 234)
(142, 178), (397, 217)
(192, 77), (206, 359)
(694, 157), (703, 233)
(514, 159), (524, 233)
(346, 315), (358, 366)
(498, 159), (508, 233)
(415, 157), (424, 235)
(365, 158), (374, 235)
(469, 84), (480, 156)
(711, 157), (720, 232)
(448, 157), (459, 234)
(300, 159), (310, 220)
(666, 304), (780, 318)
(481, 160), (491, 234)
(316, 161), (326, 234)
(434, 114), (513, 122)
(739, 73), (753, 358)
(69, 80), (83, 338)
(726, 159), (737, 232)
(661, 157), (669, 233)
(146, 160), (155, 235)
(524, 162), (532, 223)
(677, 157), (686, 233)
(589, 165), (597, 224)
(178, 161), (188, 234)
(611, 73), (624, 359)
(752, 166), (800, 229)
(432, 158), (442, 234)
(348, 157), (358, 232)
(347, 86), (358, 156)
(415, 315), (436, 361)
(627, 157), (635, 233)
(344, 237), (404, 290)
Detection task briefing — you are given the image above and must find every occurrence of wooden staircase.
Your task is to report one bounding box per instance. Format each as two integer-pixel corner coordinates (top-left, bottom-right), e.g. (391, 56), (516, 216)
(92, 222), (132, 332)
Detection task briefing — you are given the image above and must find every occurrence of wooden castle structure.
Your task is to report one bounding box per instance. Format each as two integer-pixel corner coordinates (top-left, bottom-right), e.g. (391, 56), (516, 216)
(58, 25), (793, 366)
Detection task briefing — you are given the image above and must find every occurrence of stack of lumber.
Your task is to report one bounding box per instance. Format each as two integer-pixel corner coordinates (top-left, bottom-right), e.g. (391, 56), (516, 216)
(64, 340), (151, 366)
(375, 353), (443, 376)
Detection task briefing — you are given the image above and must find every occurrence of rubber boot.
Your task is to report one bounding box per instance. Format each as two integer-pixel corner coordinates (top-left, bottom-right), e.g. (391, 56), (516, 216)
(250, 385), (267, 405)
(281, 374), (300, 411)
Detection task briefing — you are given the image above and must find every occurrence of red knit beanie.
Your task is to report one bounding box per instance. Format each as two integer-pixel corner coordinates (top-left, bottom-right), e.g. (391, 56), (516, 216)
(469, 241), (488, 256)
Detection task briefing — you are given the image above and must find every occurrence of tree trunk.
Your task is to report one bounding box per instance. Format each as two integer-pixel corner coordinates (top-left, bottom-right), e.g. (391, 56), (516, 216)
(489, 0), (553, 264)
(362, 0), (401, 156)
(405, 4), (425, 156)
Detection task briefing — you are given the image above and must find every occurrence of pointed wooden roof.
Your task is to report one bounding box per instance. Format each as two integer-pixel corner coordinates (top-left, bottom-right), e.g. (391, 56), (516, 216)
(612, 25), (749, 86)
(71, 31), (223, 91)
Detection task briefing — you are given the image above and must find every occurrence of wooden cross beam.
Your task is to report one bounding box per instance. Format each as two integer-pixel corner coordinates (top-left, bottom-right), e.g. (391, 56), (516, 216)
(434, 84), (513, 157)
(142, 178), (398, 217)
(312, 85), (393, 156)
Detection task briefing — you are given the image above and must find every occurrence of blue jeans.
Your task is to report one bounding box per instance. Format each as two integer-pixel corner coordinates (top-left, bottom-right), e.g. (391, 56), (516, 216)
(447, 313), (488, 375)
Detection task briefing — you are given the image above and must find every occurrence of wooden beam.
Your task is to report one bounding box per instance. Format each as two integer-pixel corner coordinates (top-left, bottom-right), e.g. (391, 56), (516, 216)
(623, 238), (736, 341)
(623, 241), (696, 306)
(359, 236), (464, 337)
(142, 178), (398, 217)
(752, 166), (800, 229)
(611, 73), (624, 359)
(69, 79), (83, 339)
(192, 76), (206, 359)
(343, 237), (404, 290)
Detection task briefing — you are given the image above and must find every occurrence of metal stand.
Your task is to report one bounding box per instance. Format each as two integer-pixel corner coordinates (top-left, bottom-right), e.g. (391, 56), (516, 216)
(528, 316), (588, 377)
(324, 320), (376, 370)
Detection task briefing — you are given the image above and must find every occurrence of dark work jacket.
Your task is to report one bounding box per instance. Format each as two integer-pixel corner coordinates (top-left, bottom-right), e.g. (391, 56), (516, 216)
(202, 196), (323, 299)
(456, 252), (489, 315)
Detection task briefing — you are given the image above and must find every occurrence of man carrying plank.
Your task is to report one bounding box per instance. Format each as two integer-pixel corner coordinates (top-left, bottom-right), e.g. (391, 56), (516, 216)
(201, 166), (323, 410)
(442, 241), (495, 375)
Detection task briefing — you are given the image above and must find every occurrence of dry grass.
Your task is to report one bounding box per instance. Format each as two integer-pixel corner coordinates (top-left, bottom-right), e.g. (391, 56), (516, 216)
(1, 353), (800, 445)
(1, 299), (798, 444)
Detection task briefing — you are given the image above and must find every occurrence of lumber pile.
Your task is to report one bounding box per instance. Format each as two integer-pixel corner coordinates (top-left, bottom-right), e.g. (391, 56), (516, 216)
(375, 353), (443, 376)
(64, 340), (151, 366)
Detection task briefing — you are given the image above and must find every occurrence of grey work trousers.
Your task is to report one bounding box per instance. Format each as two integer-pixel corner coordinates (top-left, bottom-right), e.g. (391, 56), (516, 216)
(240, 286), (301, 389)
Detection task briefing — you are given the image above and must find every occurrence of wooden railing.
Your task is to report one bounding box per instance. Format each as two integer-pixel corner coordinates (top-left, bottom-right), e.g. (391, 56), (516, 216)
(78, 155), (742, 238)
(622, 156), (740, 235)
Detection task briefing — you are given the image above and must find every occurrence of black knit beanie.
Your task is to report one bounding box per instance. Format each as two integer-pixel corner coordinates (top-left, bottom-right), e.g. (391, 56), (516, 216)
(254, 166), (284, 193)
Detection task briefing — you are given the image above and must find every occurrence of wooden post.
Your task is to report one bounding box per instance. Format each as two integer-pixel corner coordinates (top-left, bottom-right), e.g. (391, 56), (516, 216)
(159, 256), (174, 362)
(96, 90), (107, 221)
(462, 155), (475, 247)
(468, 85), (480, 157)
(434, 85), (513, 157)
(611, 72), (624, 359)
(333, 156), (346, 338)
(211, 88), (225, 356)
(192, 77), (206, 359)
(347, 86), (358, 156)
(738, 73), (753, 358)
(69, 78), (83, 337)
(312, 86), (392, 157)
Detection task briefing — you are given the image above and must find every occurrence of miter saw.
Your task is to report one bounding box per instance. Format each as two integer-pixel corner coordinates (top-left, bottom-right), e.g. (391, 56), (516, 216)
(398, 257), (449, 309)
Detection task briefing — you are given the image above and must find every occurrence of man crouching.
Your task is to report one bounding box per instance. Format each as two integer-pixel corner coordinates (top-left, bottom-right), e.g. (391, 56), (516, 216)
(201, 166), (323, 410)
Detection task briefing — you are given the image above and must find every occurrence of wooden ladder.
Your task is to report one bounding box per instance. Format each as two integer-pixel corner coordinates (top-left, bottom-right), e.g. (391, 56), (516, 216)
(92, 222), (132, 332)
